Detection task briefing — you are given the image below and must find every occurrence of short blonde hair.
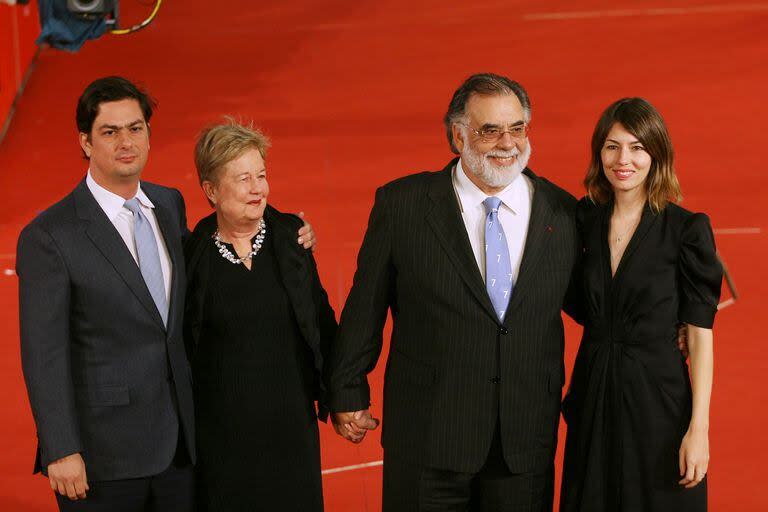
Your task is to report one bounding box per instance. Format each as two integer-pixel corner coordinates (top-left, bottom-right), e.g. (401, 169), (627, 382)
(194, 117), (271, 185)
(585, 98), (681, 213)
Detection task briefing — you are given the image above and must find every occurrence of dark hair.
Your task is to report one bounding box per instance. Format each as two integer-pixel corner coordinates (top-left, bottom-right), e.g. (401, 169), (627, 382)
(443, 72), (531, 154)
(76, 76), (156, 135)
(584, 97), (681, 212)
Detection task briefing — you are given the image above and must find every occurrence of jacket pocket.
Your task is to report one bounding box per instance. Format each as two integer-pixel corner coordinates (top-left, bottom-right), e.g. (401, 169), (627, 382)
(77, 385), (130, 406)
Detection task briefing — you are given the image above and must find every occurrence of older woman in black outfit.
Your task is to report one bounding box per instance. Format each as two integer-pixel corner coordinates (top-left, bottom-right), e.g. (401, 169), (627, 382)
(561, 98), (721, 511)
(184, 120), (336, 511)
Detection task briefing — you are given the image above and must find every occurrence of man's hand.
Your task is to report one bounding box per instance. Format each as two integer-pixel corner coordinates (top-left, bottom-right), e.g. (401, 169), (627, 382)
(48, 453), (88, 500)
(332, 409), (380, 444)
(297, 212), (317, 252)
(678, 323), (690, 359)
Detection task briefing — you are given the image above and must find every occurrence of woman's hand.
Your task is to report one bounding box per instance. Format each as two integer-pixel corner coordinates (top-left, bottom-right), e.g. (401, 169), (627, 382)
(678, 426), (709, 488)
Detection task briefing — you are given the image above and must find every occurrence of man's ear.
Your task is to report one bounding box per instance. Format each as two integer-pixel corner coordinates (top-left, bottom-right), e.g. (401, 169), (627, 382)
(452, 123), (465, 153)
(79, 132), (92, 159)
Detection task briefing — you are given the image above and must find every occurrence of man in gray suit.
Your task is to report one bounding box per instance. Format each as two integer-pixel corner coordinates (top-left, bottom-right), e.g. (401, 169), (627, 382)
(17, 76), (196, 511)
(17, 76), (317, 511)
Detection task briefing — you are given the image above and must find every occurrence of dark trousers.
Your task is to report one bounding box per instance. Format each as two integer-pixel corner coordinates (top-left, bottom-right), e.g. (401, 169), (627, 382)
(383, 423), (555, 512)
(55, 441), (194, 512)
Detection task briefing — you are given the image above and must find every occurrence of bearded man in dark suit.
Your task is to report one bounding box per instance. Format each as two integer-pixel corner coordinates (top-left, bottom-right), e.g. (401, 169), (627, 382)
(326, 73), (583, 511)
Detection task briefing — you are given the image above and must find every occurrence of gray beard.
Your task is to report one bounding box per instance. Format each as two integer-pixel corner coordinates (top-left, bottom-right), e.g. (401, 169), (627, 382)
(461, 141), (532, 189)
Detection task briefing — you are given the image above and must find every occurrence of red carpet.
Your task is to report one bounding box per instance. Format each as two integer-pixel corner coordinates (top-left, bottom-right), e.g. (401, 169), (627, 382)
(0, 1), (766, 509)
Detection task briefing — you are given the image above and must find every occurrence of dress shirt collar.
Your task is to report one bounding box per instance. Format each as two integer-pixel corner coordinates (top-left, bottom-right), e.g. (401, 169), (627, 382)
(86, 170), (155, 221)
(454, 158), (529, 215)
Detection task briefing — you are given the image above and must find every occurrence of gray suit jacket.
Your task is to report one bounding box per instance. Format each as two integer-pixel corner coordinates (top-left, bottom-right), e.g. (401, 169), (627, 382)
(17, 179), (195, 481)
(327, 160), (582, 473)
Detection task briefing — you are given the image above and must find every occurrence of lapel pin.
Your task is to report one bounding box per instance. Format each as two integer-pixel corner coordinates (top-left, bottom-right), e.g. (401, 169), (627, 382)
(546, 225), (553, 233)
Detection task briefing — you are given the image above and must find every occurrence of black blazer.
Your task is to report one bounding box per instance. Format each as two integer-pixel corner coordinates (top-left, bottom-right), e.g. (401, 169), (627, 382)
(183, 206), (337, 420)
(17, 179), (195, 480)
(326, 159), (582, 473)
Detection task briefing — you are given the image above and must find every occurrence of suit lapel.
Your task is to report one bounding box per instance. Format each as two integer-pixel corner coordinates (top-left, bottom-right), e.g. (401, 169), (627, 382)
(269, 209), (308, 315)
(504, 170), (555, 318)
(266, 208), (323, 357)
(74, 181), (166, 329)
(425, 163), (498, 321)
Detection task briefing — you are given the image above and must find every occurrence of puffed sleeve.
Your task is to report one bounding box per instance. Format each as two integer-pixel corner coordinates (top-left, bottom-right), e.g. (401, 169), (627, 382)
(678, 213), (722, 328)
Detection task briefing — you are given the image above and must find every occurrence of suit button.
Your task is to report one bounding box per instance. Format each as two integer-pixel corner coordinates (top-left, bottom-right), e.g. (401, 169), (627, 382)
(491, 377), (500, 384)
(499, 327), (508, 335)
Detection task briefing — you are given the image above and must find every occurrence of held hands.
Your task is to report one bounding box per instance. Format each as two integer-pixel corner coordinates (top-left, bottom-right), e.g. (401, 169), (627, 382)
(332, 409), (380, 444)
(297, 212), (317, 252)
(679, 426), (709, 488)
(48, 453), (89, 500)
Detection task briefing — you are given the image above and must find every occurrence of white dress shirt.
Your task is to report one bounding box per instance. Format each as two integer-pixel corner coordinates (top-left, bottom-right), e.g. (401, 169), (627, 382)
(452, 159), (533, 284)
(86, 171), (172, 301)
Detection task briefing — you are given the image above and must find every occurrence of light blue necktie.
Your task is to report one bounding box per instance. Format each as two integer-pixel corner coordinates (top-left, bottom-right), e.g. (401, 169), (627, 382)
(483, 196), (513, 321)
(124, 198), (168, 326)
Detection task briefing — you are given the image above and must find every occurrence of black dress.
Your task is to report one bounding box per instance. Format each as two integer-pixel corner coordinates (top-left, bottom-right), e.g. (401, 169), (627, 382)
(185, 210), (336, 512)
(560, 198), (722, 512)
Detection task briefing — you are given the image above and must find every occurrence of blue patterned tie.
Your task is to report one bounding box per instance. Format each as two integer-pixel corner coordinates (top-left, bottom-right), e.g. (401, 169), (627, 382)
(483, 196), (513, 321)
(124, 198), (168, 326)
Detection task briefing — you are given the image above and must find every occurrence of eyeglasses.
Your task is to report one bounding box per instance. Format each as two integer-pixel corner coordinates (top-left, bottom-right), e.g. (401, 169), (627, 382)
(459, 122), (529, 143)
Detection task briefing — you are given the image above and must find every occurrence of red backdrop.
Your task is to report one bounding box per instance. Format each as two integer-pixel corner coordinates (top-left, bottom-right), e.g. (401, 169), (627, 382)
(0, 1), (39, 136)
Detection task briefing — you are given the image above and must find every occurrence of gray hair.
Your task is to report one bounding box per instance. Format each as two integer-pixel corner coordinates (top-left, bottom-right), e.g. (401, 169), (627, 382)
(194, 116), (270, 186)
(443, 73), (532, 154)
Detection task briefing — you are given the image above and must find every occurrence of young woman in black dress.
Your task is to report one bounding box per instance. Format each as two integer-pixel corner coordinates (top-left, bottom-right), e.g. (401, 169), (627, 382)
(185, 120), (336, 511)
(560, 98), (722, 511)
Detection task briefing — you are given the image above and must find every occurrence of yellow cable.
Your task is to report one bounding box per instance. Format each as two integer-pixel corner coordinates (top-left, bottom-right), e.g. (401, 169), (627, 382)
(110, 0), (163, 35)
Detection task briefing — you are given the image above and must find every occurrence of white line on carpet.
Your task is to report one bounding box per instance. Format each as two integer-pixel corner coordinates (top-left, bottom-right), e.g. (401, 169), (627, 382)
(322, 460), (383, 475)
(714, 227), (762, 235)
(523, 4), (768, 21)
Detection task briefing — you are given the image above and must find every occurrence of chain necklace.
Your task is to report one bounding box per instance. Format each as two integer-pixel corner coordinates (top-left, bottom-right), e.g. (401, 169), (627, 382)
(611, 201), (643, 244)
(213, 219), (266, 264)
(613, 215), (640, 244)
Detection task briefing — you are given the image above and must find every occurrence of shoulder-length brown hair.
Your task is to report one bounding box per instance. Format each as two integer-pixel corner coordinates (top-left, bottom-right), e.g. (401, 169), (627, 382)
(584, 97), (681, 212)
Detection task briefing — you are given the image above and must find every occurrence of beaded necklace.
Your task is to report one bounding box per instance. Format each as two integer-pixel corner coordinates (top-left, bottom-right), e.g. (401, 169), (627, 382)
(213, 219), (266, 264)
